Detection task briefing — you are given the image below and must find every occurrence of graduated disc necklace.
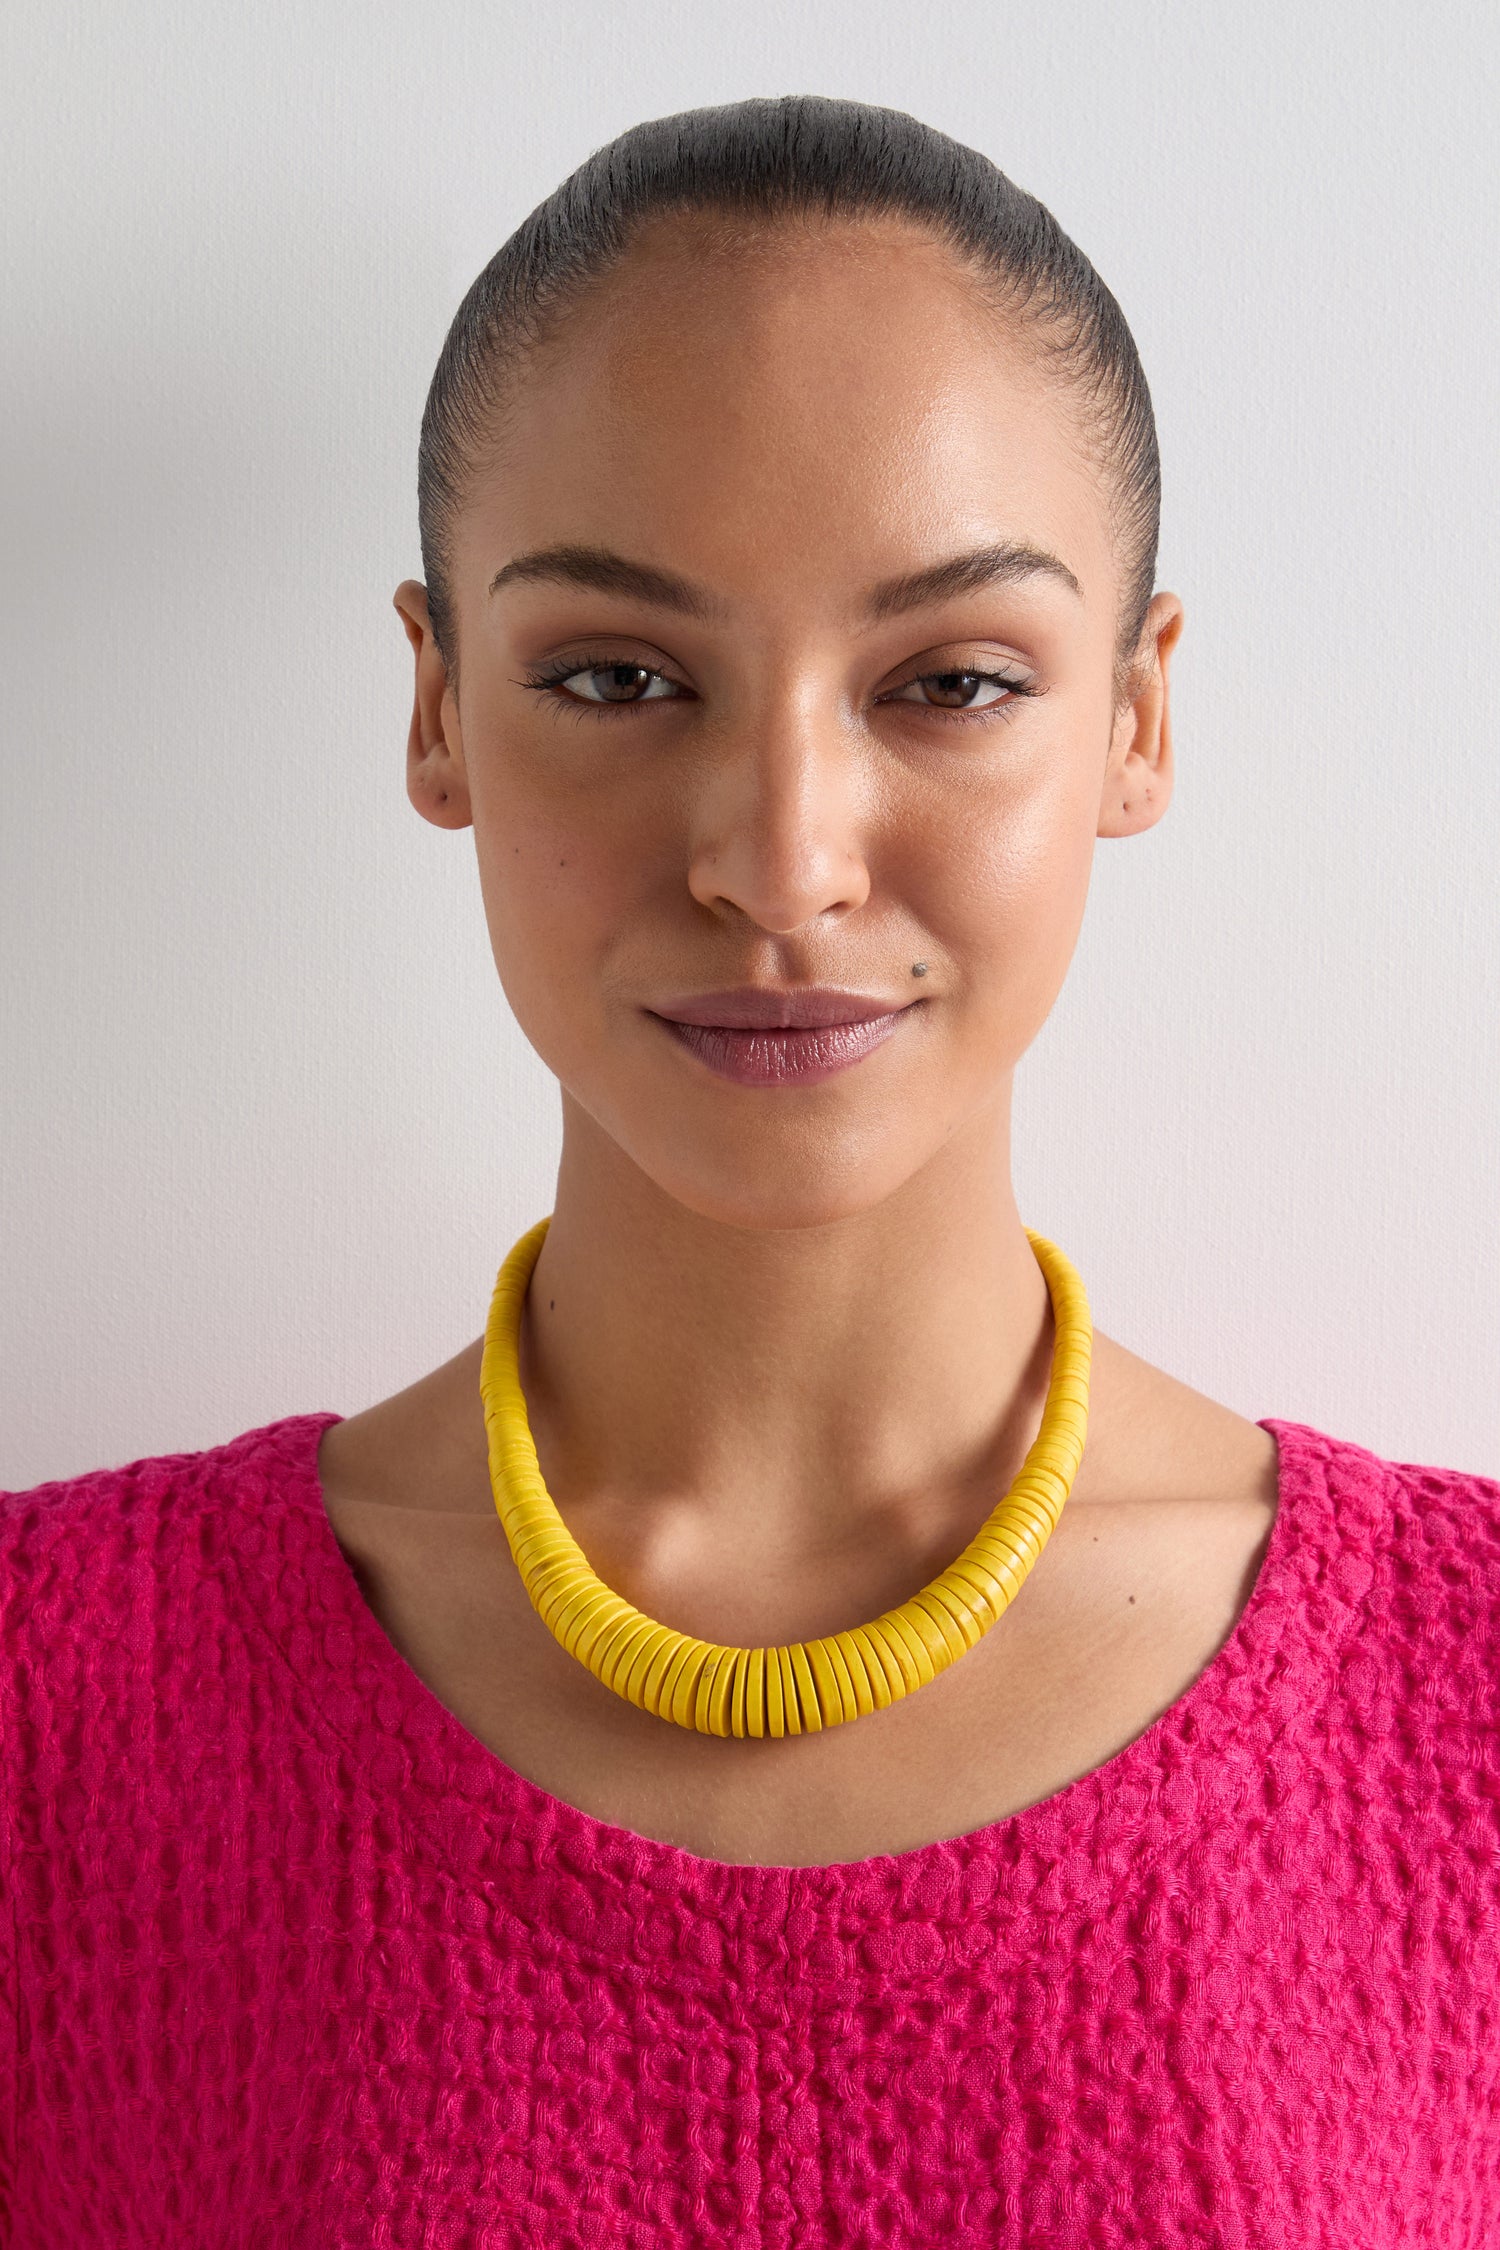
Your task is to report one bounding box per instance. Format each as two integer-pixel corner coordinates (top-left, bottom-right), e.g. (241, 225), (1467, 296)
(480, 1215), (1092, 1739)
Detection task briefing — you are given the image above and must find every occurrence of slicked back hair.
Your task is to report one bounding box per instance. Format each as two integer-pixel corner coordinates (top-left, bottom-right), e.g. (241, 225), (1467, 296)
(418, 97), (1161, 706)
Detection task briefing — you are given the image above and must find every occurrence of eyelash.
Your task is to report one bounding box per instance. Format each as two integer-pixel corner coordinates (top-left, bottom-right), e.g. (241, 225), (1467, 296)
(516, 655), (1039, 726)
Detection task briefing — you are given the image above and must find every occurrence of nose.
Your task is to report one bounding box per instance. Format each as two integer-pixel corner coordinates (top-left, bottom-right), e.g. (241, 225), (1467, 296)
(685, 689), (872, 934)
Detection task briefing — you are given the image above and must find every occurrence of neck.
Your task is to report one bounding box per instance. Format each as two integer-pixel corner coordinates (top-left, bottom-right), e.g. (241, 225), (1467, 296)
(513, 1089), (1062, 1559)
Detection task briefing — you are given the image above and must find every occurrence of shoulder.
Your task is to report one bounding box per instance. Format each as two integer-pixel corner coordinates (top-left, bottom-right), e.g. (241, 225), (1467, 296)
(1267, 1418), (1500, 1709)
(1378, 1433), (1500, 1536)
(1360, 1428), (1500, 1628)
(0, 1412), (344, 1647)
(1293, 1417), (1500, 1566)
(0, 1410), (333, 1540)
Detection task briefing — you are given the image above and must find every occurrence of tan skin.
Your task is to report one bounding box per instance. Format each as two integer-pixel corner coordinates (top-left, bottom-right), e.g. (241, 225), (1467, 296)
(318, 212), (1280, 1868)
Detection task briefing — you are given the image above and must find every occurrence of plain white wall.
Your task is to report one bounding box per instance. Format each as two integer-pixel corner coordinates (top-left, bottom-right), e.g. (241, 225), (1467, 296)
(3, 0), (1496, 1489)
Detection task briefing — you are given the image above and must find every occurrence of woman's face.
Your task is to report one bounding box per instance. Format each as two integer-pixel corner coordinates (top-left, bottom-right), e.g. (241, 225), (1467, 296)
(397, 215), (1179, 1230)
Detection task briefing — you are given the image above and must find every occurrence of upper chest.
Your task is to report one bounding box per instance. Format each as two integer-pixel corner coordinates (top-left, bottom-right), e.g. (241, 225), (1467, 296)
(317, 1427), (1280, 1868)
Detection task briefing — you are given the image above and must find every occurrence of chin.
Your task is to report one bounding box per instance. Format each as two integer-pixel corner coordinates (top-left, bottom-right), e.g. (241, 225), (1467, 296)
(556, 1062), (949, 1233)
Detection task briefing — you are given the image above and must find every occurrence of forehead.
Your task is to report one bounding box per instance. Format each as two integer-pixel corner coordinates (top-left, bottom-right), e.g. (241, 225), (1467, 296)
(461, 214), (1113, 619)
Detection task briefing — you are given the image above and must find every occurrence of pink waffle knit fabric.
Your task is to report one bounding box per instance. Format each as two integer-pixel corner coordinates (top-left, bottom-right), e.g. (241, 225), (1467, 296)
(1, 1408), (1497, 2248)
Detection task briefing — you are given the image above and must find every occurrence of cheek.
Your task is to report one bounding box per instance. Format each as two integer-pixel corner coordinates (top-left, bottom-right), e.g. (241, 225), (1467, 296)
(468, 778), (649, 1055)
(915, 762), (1089, 941)
(909, 764), (1097, 1032)
(480, 822), (610, 956)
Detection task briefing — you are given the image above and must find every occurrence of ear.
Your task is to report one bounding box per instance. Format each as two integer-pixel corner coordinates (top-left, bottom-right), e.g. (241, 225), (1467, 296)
(392, 580), (472, 829)
(1098, 591), (1184, 839)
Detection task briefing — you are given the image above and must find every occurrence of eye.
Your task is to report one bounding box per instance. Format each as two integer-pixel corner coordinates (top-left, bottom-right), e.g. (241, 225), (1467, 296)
(516, 655), (1038, 721)
(886, 668), (1032, 713)
(521, 659), (687, 706)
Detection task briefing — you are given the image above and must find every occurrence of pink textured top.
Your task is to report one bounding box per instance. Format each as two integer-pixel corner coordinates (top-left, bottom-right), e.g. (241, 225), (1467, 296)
(2, 1408), (1497, 2247)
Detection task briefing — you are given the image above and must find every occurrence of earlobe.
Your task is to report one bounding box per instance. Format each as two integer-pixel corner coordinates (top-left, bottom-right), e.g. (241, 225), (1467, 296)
(407, 744), (472, 829)
(407, 687), (472, 827)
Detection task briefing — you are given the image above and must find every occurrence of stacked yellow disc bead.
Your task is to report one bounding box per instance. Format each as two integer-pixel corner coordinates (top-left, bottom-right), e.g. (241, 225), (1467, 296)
(480, 1215), (1091, 1738)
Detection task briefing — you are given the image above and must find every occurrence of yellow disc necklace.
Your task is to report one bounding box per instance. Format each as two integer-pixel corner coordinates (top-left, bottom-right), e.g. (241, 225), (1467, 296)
(480, 1215), (1092, 1739)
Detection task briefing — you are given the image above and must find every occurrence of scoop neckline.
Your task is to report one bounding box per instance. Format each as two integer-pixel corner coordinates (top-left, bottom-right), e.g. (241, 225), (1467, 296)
(223, 1405), (1367, 1927)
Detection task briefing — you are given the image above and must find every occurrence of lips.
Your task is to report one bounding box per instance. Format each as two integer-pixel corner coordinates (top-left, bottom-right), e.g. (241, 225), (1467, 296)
(651, 986), (910, 1030)
(646, 987), (920, 1086)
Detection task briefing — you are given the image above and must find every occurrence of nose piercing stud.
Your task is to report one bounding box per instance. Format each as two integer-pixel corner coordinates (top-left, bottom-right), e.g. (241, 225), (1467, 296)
(911, 962), (929, 977)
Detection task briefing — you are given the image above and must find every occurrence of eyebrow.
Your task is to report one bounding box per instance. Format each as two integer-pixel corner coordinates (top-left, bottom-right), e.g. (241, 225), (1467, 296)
(487, 538), (1083, 622)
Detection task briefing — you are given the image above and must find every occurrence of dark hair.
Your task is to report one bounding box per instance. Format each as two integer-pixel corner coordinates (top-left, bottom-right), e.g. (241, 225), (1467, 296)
(419, 97), (1160, 705)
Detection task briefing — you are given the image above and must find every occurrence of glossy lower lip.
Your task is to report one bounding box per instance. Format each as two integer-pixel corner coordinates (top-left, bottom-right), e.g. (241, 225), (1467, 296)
(647, 1005), (917, 1086)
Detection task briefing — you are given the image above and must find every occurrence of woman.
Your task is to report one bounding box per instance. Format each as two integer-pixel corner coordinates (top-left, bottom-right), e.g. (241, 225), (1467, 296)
(3, 96), (1496, 2248)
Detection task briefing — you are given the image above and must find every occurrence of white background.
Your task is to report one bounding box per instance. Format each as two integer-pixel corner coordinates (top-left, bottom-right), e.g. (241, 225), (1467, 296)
(3, 0), (1496, 1488)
